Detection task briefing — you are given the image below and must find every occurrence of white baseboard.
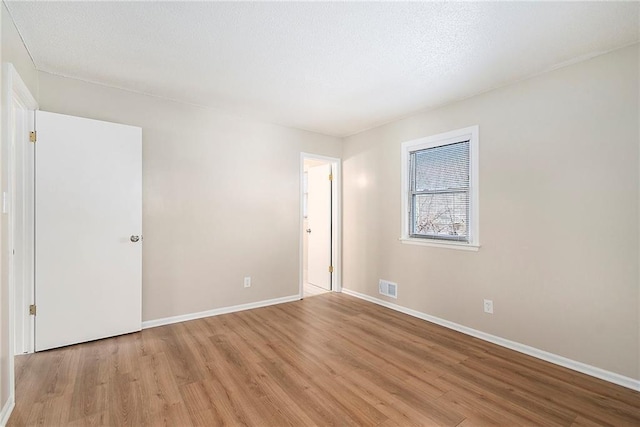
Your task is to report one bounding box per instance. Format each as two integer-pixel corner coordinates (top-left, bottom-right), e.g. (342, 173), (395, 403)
(341, 288), (640, 392)
(0, 396), (14, 427)
(142, 294), (301, 329)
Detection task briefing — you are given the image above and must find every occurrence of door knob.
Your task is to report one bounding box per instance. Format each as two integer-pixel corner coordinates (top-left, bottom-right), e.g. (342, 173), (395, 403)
(306, 229), (311, 234)
(130, 235), (140, 242)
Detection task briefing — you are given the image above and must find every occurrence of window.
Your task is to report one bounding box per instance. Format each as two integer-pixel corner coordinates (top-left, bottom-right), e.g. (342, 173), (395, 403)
(401, 126), (479, 250)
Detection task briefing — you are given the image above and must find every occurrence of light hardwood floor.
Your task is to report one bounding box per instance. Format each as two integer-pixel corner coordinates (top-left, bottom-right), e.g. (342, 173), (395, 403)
(303, 282), (330, 297)
(8, 293), (640, 426)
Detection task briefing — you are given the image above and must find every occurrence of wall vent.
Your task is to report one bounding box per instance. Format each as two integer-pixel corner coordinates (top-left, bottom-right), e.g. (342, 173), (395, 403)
(379, 279), (398, 299)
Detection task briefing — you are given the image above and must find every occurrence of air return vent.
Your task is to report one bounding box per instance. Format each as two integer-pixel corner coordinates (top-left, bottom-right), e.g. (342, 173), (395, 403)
(379, 279), (398, 299)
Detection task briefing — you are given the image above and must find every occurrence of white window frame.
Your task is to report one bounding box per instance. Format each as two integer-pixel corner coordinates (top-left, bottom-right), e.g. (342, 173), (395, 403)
(400, 125), (480, 251)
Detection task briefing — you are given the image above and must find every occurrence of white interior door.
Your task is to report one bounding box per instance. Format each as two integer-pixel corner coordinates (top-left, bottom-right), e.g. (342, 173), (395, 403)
(307, 164), (331, 290)
(35, 111), (142, 351)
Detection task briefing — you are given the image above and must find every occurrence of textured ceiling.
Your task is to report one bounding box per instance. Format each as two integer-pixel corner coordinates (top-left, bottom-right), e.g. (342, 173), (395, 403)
(6, 1), (640, 137)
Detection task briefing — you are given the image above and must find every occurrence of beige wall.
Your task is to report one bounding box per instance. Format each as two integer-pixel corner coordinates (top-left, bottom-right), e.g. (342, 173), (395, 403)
(342, 44), (640, 380)
(1, 3), (37, 99)
(0, 2), (39, 412)
(37, 72), (341, 322)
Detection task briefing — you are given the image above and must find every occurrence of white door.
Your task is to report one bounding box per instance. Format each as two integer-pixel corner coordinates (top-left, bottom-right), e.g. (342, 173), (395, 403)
(35, 111), (142, 351)
(307, 164), (331, 290)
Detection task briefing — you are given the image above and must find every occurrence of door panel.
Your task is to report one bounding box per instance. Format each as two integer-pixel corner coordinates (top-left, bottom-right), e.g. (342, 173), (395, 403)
(307, 164), (331, 290)
(35, 111), (142, 351)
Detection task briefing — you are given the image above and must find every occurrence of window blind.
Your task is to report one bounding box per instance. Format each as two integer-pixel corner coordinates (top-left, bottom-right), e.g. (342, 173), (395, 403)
(410, 140), (470, 241)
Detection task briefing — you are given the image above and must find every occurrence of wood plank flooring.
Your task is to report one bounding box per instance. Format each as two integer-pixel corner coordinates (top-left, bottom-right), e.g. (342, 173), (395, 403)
(8, 293), (640, 426)
(303, 282), (330, 297)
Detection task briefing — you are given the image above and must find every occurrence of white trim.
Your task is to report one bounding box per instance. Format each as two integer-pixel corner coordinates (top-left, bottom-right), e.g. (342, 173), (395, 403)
(3, 63), (37, 358)
(0, 396), (14, 427)
(299, 153), (342, 299)
(141, 294), (300, 329)
(1, 63), (38, 427)
(399, 237), (480, 251)
(341, 288), (640, 392)
(400, 125), (480, 249)
(2, 64), (36, 109)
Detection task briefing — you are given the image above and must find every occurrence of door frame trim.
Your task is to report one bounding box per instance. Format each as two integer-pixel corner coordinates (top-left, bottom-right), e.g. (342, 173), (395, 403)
(299, 153), (341, 298)
(2, 63), (38, 419)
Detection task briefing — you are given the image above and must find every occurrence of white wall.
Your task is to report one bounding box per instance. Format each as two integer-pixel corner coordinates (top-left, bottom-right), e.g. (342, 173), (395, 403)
(342, 44), (639, 380)
(37, 72), (342, 322)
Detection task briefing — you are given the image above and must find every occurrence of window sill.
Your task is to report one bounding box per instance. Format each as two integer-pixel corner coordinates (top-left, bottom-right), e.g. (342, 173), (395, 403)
(399, 237), (480, 251)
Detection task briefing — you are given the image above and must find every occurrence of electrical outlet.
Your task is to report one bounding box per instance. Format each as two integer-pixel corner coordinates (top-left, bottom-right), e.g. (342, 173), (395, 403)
(483, 299), (494, 314)
(244, 277), (251, 288)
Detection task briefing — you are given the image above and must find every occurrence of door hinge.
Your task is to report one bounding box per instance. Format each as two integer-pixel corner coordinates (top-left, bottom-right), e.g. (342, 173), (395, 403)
(329, 265), (334, 273)
(29, 131), (37, 143)
(29, 304), (36, 316)
(328, 173), (333, 181)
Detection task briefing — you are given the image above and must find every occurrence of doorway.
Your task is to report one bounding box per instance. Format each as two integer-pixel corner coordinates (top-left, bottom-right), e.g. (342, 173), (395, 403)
(300, 154), (341, 298)
(2, 63), (38, 417)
